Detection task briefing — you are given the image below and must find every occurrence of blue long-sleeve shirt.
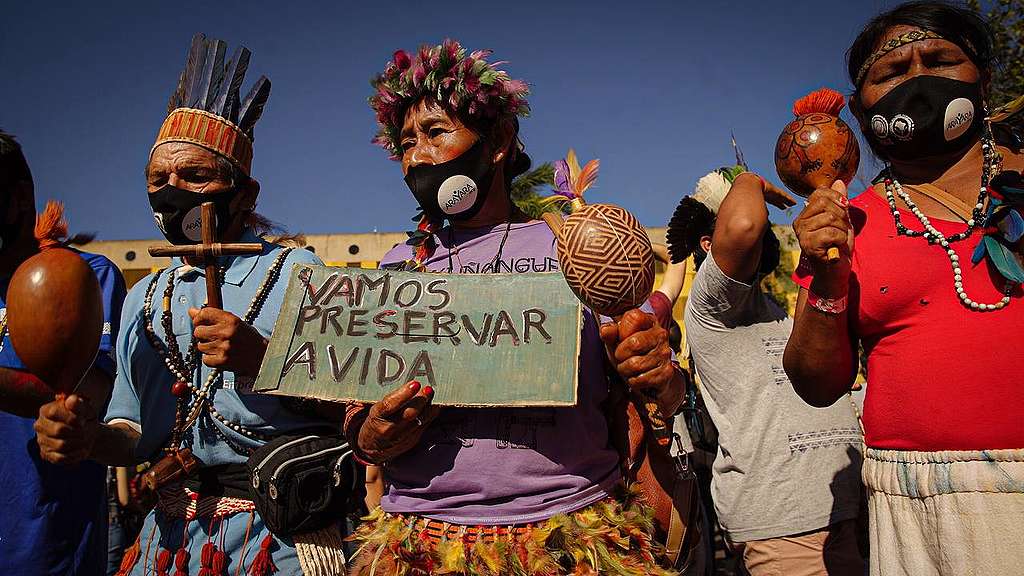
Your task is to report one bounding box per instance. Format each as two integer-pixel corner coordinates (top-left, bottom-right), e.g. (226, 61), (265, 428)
(0, 249), (126, 576)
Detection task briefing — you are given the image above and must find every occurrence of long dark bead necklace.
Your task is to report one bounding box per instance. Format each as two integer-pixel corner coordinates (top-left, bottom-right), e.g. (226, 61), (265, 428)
(142, 268), (197, 453)
(141, 248), (293, 454)
(883, 115), (1013, 311)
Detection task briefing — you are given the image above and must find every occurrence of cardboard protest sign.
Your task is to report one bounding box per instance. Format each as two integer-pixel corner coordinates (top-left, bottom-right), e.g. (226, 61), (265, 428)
(252, 265), (582, 406)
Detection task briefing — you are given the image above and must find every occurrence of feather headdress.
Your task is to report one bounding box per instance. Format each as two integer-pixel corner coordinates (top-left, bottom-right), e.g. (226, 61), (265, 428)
(665, 165), (745, 263)
(153, 33), (270, 174)
(691, 165), (746, 215)
(370, 39), (530, 159)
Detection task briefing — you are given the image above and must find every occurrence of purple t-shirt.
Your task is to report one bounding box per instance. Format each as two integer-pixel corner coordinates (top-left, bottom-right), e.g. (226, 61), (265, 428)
(379, 220), (621, 524)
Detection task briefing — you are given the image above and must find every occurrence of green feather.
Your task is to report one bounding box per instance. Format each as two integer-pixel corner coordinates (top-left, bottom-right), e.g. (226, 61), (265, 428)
(983, 235), (1024, 283)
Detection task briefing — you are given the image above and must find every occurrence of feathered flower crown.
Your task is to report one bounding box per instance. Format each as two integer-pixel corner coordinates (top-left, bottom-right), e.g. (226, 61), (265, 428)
(369, 39), (531, 159)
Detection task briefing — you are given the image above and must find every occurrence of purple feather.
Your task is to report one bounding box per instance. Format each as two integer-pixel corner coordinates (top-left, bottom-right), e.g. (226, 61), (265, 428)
(552, 159), (573, 198)
(999, 208), (1024, 242)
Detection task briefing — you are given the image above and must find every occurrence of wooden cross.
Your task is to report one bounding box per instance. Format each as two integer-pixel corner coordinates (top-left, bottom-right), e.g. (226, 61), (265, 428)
(148, 202), (263, 309)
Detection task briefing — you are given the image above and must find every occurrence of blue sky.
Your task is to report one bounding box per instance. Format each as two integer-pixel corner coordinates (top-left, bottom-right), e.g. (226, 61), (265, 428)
(2, 0), (905, 240)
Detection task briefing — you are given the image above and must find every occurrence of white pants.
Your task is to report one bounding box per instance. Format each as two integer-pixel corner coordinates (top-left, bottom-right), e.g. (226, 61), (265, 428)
(863, 447), (1024, 576)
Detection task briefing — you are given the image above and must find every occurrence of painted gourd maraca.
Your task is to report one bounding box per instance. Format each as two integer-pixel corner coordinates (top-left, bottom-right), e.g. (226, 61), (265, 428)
(557, 202), (655, 317)
(775, 88), (860, 198)
(543, 150), (655, 317)
(7, 202), (103, 394)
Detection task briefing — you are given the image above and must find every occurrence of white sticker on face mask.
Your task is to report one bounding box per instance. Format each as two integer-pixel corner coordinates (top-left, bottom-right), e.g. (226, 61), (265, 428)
(182, 205), (204, 242)
(153, 212), (167, 234)
(438, 174), (478, 215)
(890, 114), (915, 141)
(944, 98), (975, 141)
(870, 115), (890, 139)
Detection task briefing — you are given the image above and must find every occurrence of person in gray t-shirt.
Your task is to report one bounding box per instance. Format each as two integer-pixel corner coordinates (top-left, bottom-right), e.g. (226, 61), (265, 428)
(672, 168), (864, 576)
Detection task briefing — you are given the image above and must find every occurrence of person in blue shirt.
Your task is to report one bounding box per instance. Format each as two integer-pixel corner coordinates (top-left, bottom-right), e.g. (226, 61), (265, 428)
(0, 129), (128, 575)
(33, 34), (346, 576)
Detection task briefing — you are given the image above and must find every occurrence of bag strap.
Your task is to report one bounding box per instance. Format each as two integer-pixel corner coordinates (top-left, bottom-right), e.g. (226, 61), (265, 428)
(664, 471), (690, 565)
(604, 361), (703, 567)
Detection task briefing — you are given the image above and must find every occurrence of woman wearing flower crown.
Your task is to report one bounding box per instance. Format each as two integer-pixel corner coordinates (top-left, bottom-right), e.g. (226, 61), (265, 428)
(342, 40), (687, 575)
(785, 3), (1024, 575)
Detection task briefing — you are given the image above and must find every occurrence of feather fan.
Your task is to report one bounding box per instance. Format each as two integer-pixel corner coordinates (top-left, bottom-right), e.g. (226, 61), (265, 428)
(665, 196), (715, 264)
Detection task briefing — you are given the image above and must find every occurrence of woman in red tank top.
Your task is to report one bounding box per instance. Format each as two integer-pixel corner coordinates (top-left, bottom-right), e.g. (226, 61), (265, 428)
(784, 3), (1024, 575)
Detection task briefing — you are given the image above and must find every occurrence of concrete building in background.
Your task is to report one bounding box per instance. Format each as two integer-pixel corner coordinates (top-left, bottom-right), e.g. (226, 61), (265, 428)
(85, 226), (799, 356)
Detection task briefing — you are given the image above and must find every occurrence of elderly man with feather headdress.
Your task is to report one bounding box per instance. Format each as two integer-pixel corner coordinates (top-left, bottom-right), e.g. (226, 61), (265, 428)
(33, 34), (348, 576)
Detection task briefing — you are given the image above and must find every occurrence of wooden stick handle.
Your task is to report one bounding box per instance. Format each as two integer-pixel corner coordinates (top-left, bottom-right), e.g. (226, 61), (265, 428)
(541, 212), (564, 236)
(205, 263), (222, 309)
(148, 243), (264, 258)
(201, 203), (223, 309)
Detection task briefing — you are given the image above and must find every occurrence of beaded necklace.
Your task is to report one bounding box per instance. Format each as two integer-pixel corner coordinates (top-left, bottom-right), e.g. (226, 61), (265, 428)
(883, 116), (1014, 311)
(142, 247), (293, 454)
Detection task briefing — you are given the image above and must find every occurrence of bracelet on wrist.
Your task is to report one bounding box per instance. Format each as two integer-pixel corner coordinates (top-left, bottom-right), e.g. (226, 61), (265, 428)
(807, 290), (848, 314)
(737, 171), (767, 190)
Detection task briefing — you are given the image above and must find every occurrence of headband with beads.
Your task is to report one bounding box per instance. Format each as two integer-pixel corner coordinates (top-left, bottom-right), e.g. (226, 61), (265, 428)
(855, 29), (978, 87)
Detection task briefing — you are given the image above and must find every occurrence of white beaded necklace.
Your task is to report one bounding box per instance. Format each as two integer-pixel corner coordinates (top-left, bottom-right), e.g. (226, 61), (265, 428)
(883, 121), (1013, 311)
(142, 247), (292, 447)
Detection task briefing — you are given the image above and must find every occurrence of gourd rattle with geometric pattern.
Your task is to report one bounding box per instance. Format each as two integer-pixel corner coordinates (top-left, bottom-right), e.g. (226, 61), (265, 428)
(539, 150), (656, 317)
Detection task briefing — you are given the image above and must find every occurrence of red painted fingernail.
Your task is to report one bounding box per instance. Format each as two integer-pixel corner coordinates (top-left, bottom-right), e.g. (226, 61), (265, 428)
(408, 381), (420, 391)
(839, 196), (849, 207)
(423, 386), (434, 395)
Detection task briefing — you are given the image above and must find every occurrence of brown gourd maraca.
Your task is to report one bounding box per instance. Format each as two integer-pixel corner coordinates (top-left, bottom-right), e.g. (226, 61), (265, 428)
(541, 150), (655, 317)
(775, 88), (860, 261)
(7, 201), (103, 396)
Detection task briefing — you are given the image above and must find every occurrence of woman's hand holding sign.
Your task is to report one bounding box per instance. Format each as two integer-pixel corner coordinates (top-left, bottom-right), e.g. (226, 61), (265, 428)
(357, 380), (441, 463)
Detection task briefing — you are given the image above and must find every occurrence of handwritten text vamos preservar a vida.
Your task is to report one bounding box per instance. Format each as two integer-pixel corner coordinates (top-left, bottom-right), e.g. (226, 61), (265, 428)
(251, 265), (582, 406)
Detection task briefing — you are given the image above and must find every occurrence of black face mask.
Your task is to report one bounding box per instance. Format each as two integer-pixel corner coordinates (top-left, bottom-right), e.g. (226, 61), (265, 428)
(403, 139), (496, 222)
(863, 75), (984, 161)
(148, 184), (238, 245)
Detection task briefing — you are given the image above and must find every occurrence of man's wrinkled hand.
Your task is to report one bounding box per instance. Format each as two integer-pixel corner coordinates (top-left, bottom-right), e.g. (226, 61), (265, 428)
(189, 307), (267, 377)
(34, 394), (99, 466)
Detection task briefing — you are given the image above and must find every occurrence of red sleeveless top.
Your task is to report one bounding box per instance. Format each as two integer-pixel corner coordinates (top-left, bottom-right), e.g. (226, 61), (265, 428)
(795, 189), (1024, 451)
